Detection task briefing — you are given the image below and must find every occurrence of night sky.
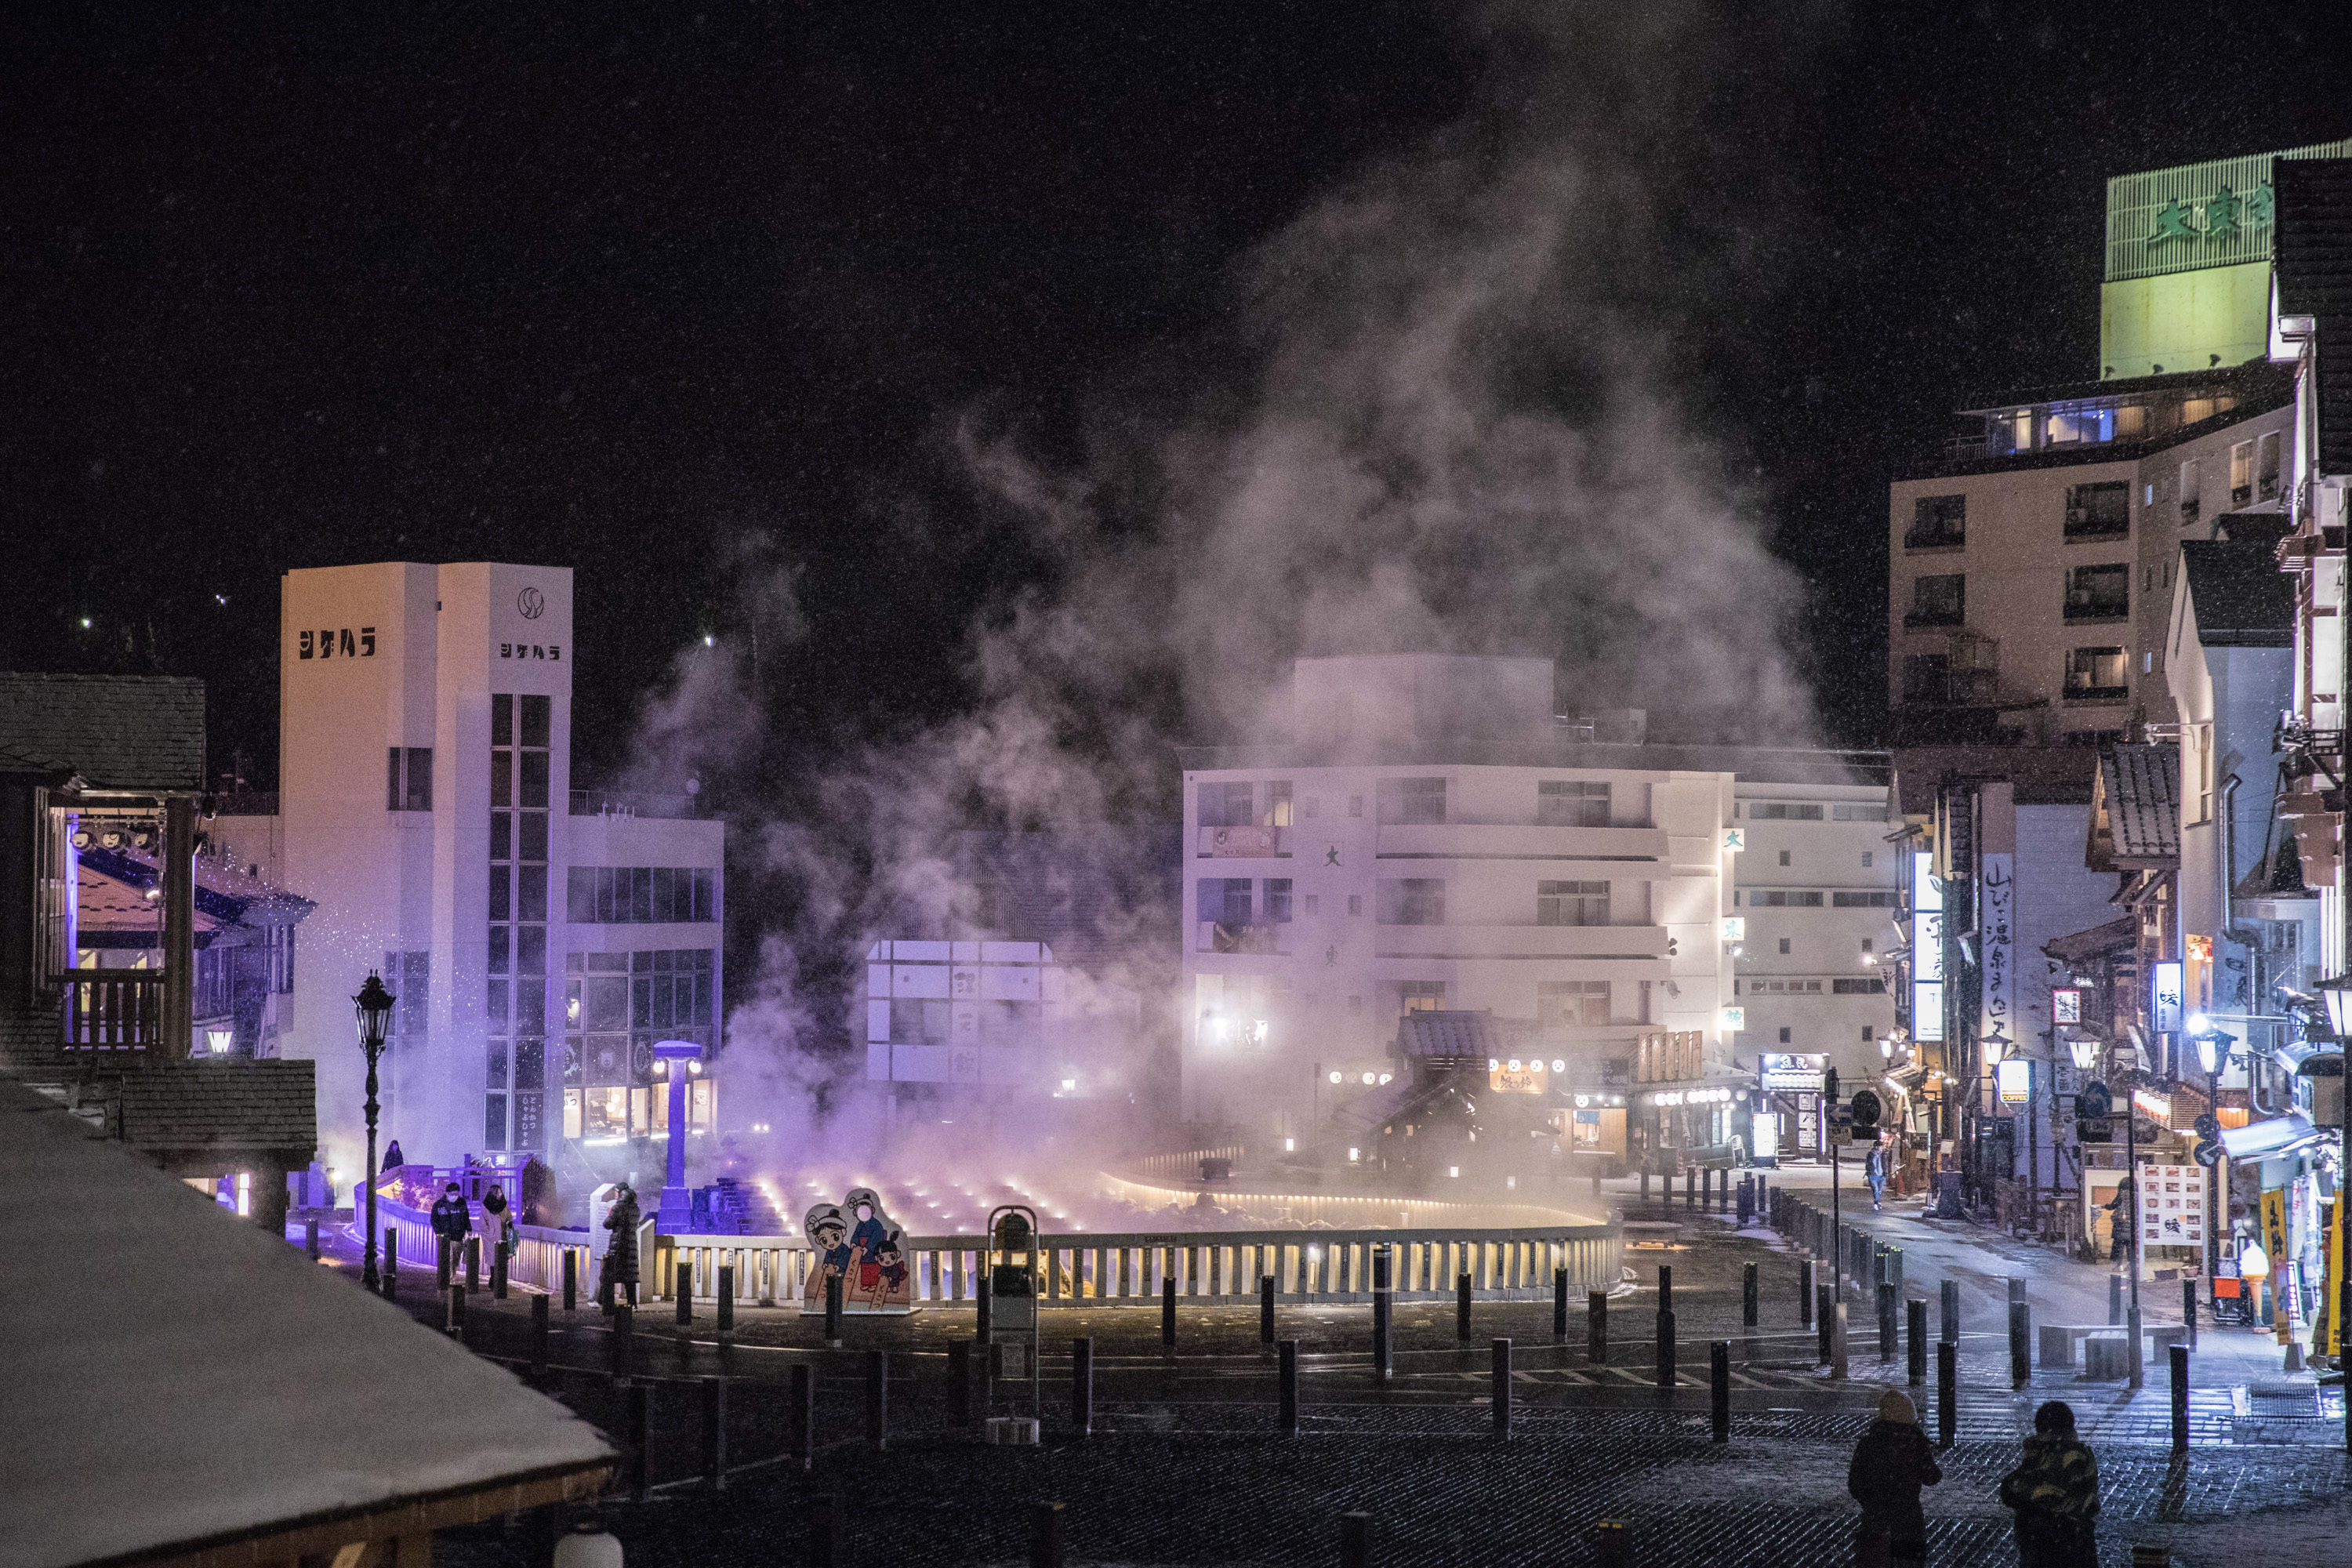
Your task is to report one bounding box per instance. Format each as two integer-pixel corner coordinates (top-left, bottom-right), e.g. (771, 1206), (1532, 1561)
(5, 1), (2349, 786)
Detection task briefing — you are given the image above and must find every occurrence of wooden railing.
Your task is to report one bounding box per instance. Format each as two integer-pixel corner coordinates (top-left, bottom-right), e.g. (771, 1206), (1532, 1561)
(649, 1221), (1623, 1308)
(58, 972), (165, 1050)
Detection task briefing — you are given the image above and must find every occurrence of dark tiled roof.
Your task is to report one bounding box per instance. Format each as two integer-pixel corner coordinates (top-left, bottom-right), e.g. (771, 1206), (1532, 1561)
(2276, 159), (2352, 475)
(1397, 1010), (1530, 1061)
(2043, 915), (2137, 964)
(114, 1059), (317, 1156)
(2180, 541), (2295, 647)
(1890, 746), (2100, 814)
(0, 673), (205, 791)
(2098, 744), (2180, 866)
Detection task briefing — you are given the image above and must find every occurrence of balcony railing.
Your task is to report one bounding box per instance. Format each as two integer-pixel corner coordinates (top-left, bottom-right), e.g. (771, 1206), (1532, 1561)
(60, 971), (166, 1051)
(1196, 922), (1285, 955)
(1195, 826), (1288, 858)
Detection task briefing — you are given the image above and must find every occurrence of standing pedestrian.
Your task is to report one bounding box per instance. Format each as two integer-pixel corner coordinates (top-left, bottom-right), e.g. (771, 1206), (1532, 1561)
(481, 1181), (515, 1261)
(1999, 1400), (2099, 1567)
(599, 1181), (641, 1308)
(430, 1181), (472, 1246)
(2104, 1174), (2135, 1262)
(1847, 1390), (1941, 1568)
(1866, 1140), (1889, 1213)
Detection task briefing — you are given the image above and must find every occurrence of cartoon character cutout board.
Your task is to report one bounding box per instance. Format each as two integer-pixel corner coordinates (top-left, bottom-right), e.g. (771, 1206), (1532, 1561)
(800, 1185), (916, 1313)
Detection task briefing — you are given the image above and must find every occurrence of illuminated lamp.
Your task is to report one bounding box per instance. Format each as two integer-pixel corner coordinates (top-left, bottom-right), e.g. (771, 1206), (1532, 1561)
(1994, 1058), (2031, 1104)
(1447, 1166), (1461, 1178)
(1348, 1147), (1361, 1162)
(1878, 1035), (1893, 1061)
(1361, 1072), (1376, 1085)
(205, 1026), (233, 1056)
(1377, 1073), (1392, 1084)
(2066, 1033), (2100, 1072)
(687, 1058), (702, 1074)
(352, 971), (394, 1291)
(1551, 1058), (1566, 1073)
(1328, 1070), (1343, 1084)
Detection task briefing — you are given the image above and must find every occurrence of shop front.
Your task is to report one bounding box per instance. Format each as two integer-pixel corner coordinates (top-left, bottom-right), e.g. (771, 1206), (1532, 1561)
(1758, 1051), (1828, 1163)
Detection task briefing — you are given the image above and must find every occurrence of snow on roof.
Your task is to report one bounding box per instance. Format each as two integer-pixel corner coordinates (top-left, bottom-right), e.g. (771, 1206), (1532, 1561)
(0, 1081), (613, 1568)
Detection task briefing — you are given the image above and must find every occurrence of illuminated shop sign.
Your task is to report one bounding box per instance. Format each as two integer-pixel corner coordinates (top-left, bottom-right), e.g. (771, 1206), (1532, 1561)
(1911, 851), (1944, 1043)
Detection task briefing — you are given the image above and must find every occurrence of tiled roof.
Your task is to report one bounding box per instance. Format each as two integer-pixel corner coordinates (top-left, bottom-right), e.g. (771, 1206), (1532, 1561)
(114, 1060), (317, 1156)
(0, 673), (205, 791)
(2276, 159), (2352, 475)
(2180, 541), (2293, 647)
(1397, 1010), (1530, 1061)
(2097, 744), (2180, 866)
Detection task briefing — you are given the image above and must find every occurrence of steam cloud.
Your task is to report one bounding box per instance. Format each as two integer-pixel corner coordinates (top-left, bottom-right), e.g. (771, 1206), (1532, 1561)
(639, 2), (1827, 1181)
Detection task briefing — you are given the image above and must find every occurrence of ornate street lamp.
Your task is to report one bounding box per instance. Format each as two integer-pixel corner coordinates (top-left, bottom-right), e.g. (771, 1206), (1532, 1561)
(2065, 1030), (2100, 1073)
(2316, 973), (2352, 1041)
(354, 971), (395, 1292)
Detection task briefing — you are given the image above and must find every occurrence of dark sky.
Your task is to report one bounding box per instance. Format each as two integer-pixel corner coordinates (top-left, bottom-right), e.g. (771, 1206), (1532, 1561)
(5, 1), (2348, 785)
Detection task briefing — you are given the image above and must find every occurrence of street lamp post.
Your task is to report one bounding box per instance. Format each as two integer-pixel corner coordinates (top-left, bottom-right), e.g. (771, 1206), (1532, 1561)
(2191, 1024), (2235, 1287)
(354, 971), (395, 1291)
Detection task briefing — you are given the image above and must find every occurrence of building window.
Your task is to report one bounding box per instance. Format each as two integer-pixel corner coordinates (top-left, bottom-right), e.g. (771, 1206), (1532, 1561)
(1538, 980), (1610, 1027)
(1197, 877), (1254, 927)
(1347, 895), (1363, 916)
(1777, 937), (1791, 954)
(2257, 430), (2282, 501)
(1861, 851), (1874, 867)
(1905, 575), (1964, 628)
(1377, 879), (1446, 925)
(2230, 441), (2254, 506)
(382, 950), (430, 1043)
(1348, 795), (1363, 818)
(1400, 981), (1446, 1014)
(1777, 850), (1791, 866)
(1901, 654), (1951, 705)
(2064, 646), (2128, 702)
(1833, 804), (1882, 822)
(2063, 564), (2129, 621)
(1778, 1027), (1791, 1044)
(1377, 778), (1446, 825)
(1833, 978), (1888, 994)
(1264, 879), (1294, 922)
(1748, 803), (1824, 821)
(486, 693), (551, 1153)
(1831, 891), (1900, 908)
(386, 747), (433, 811)
(1905, 494), (1965, 550)
(1265, 782), (1293, 828)
(2178, 459), (2201, 525)
(2063, 481), (2129, 539)
(1535, 880), (1608, 926)
(1537, 780), (1610, 826)
(1197, 782), (1254, 827)
(1746, 890), (1824, 908)
(568, 866), (718, 924)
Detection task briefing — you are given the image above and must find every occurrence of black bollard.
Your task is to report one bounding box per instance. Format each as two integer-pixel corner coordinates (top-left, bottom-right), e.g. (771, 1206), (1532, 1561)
(1029, 1501), (1065, 1568)
(1588, 1290), (1607, 1365)
(1160, 1276), (1176, 1351)
(1742, 1261), (1758, 1327)
(306, 1216), (320, 1261)
(437, 1236), (452, 1291)
(531, 1293), (550, 1379)
(1338, 1512), (1372, 1568)
(1685, 1166), (1696, 1209)
(1817, 1284), (1834, 1366)
(492, 1240), (507, 1300)
(1907, 1298), (1926, 1386)
(1640, 1167), (1650, 1202)
(611, 1301), (633, 1385)
(677, 1262), (694, 1326)
(1656, 1309), (1676, 1387)
(825, 1271), (844, 1348)
(2170, 1343), (2190, 1452)
(1936, 1341), (1955, 1449)
(1800, 1259), (1814, 1327)
(465, 1235), (480, 1294)
(864, 1348), (888, 1449)
(702, 1375), (728, 1490)
(1940, 1279), (1958, 1345)
(1879, 1283), (1898, 1363)
(1260, 1275), (1276, 1346)
(1553, 1267), (1569, 1342)
(2009, 1301), (2031, 1388)
(627, 1382), (652, 1503)
(1071, 1337), (1093, 1436)
(948, 1339), (973, 1427)
(719, 1263), (735, 1333)
(1279, 1340), (1299, 1436)
(789, 1363), (815, 1471)
(1658, 1264), (1672, 1316)
(385, 1228), (399, 1300)
(2183, 1276), (2198, 1351)
(2110, 1272), (2124, 1327)
(1491, 1338), (1512, 1439)
(447, 1281), (465, 1337)
(1710, 1341), (1730, 1442)
(1372, 1245), (1393, 1381)
(562, 1247), (576, 1312)
(1457, 1272), (1472, 1341)
(978, 1275), (993, 1345)
(807, 1494), (838, 1568)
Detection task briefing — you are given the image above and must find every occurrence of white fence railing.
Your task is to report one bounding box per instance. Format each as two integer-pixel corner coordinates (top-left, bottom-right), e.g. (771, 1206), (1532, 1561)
(646, 1221), (1622, 1308)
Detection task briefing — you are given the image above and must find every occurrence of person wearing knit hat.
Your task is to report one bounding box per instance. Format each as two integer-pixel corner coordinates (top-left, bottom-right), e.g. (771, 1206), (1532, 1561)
(1849, 1388), (1941, 1566)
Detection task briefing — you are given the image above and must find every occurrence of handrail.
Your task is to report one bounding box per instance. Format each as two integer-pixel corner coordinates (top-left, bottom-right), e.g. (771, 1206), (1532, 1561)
(57, 971), (166, 1049)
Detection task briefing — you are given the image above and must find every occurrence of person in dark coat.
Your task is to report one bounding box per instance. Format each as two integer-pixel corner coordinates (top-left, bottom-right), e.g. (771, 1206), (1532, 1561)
(2000, 1400), (2099, 1568)
(599, 1182), (642, 1308)
(380, 1139), (405, 1172)
(481, 1182), (515, 1259)
(1848, 1390), (1941, 1567)
(2104, 1175), (2135, 1262)
(429, 1181), (471, 1240)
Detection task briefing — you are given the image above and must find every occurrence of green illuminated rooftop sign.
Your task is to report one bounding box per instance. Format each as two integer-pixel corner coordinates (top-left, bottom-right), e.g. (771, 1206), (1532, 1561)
(2106, 138), (2351, 282)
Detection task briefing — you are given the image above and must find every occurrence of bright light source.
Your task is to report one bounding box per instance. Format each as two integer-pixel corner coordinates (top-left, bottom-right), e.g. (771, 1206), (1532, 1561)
(1550, 1058), (1565, 1073)
(1328, 1070), (1342, 1083)
(1878, 1035), (1893, 1060)
(1447, 1166), (1460, 1178)
(2187, 1011), (2211, 1036)
(2239, 1237), (2270, 1280)
(1377, 1073), (1392, 1084)
(687, 1058), (702, 1074)
(79, 617), (91, 630)
(2067, 1033), (2099, 1071)
(1347, 1147), (1360, 1162)
(1283, 1138), (1295, 1152)
(1506, 1059), (1523, 1073)
(1252, 1019), (1269, 1044)
(1060, 1077), (1076, 1091)
(1360, 1072), (1375, 1085)
(702, 634), (715, 647)
(205, 1026), (232, 1055)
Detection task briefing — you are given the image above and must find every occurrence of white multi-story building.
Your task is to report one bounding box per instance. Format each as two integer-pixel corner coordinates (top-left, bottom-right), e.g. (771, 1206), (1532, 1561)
(212, 562), (724, 1185)
(1178, 655), (1896, 1163)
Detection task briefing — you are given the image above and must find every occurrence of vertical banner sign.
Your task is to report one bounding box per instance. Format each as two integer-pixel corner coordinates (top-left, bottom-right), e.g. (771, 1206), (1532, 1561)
(2052, 988), (2082, 1025)
(1911, 851), (1944, 1044)
(2327, 1199), (2344, 1358)
(2151, 962), (2184, 1035)
(2137, 1163), (2205, 1250)
(2260, 1187), (2291, 1343)
(1978, 854), (2016, 1061)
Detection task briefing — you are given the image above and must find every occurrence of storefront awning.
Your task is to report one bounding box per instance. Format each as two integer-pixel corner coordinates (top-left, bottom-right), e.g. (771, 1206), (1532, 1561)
(2218, 1112), (2329, 1163)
